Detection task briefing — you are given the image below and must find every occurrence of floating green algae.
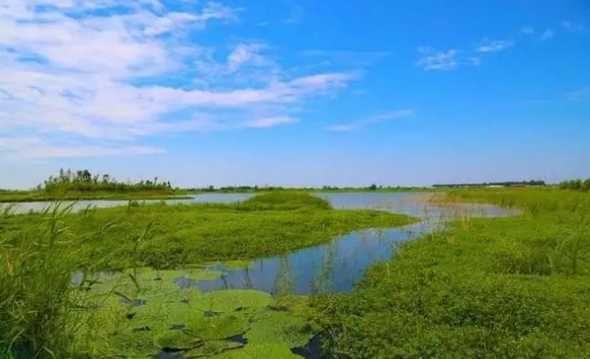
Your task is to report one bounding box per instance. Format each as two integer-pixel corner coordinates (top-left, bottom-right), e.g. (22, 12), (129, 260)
(73, 267), (316, 358)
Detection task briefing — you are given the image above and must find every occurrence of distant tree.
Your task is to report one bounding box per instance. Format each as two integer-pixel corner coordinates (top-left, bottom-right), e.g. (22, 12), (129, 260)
(559, 178), (590, 192)
(39, 169), (176, 194)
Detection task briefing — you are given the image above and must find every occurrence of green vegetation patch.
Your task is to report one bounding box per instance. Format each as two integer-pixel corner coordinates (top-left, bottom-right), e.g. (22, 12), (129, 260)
(313, 188), (590, 358)
(0, 169), (188, 202)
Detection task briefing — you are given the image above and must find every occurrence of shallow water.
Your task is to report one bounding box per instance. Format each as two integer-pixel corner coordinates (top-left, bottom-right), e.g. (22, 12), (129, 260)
(184, 192), (518, 294)
(1, 192), (254, 214)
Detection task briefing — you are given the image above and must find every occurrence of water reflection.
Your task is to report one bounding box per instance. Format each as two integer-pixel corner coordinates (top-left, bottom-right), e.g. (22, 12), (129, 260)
(191, 192), (517, 294)
(2, 193), (254, 214)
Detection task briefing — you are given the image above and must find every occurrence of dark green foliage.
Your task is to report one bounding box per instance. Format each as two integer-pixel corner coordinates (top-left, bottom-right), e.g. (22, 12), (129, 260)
(0, 170), (189, 202)
(560, 178), (590, 192)
(42, 168), (174, 194)
(313, 188), (590, 358)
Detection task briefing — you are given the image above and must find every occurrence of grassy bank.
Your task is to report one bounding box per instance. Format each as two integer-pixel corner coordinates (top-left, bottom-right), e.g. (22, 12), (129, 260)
(313, 188), (590, 358)
(0, 190), (192, 203)
(0, 192), (415, 358)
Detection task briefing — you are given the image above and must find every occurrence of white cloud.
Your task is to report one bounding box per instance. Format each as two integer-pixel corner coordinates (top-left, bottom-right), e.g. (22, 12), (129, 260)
(245, 116), (298, 128)
(416, 49), (457, 71)
(0, 137), (164, 159)
(227, 43), (271, 73)
(540, 29), (554, 41)
(327, 109), (414, 132)
(476, 39), (513, 53)
(0, 0), (357, 158)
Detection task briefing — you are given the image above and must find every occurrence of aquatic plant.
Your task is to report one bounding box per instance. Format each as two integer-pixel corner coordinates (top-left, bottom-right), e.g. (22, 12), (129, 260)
(71, 269), (317, 358)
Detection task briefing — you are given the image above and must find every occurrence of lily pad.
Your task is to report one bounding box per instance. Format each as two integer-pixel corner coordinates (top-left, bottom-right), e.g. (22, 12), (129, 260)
(213, 343), (301, 358)
(246, 311), (315, 348)
(154, 330), (198, 350)
(187, 314), (248, 341)
(184, 340), (243, 358)
(194, 290), (273, 313)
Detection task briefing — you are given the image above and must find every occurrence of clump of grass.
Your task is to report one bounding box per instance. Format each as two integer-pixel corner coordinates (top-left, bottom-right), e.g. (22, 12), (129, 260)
(239, 191), (332, 211)
(0, 205), (90, 358)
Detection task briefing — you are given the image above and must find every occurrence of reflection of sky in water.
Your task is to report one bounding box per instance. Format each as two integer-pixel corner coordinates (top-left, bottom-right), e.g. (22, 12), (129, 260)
(192, 222), (432, 294)
(186, 192), (518, 294)
(3, 193), (254, 214)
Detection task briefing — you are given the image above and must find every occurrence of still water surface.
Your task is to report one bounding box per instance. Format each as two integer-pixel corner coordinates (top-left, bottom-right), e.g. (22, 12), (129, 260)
(2, 193), (254, 214)
(185, 192), (517, 294)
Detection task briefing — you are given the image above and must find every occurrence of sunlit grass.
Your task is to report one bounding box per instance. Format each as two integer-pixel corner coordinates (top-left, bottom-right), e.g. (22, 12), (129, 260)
(313, 188), (590, 358)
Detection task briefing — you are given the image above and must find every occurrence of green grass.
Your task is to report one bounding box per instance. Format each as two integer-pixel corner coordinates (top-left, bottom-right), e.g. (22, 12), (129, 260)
(312, 188), (590, 358)
(0, 190), (192, 203)
(0, 192), (415, 358)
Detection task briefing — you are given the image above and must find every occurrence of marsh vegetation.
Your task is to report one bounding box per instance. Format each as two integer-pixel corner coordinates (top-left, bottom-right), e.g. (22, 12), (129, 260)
(0, 192), (413, 358)
(313, 188), (590, 358)
(1, 185), (589, 358)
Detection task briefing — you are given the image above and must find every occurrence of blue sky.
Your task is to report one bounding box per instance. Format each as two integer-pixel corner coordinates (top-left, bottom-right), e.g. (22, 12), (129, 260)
(0, 0), (589, 188)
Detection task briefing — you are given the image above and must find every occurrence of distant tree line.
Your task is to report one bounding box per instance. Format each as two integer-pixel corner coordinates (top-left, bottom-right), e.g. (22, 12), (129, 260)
(189, 184), (422, 192)
(432, 180), (546, 188)
(559, 179), (590, 192)
(40, 169), (175, 193)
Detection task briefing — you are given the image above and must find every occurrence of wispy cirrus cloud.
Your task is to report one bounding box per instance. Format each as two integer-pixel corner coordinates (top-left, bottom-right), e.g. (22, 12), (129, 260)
(245, 116), (298, 128)
(416, 48), (458, 71)
(476, 39), (514, 53)
(227, 42), (273, 73)
(418, 19), (589, 73)
(0, 137), (165, 159)
(0, 0), (358, 158)
(327, 109), (414, 132)
(416, 47), (485, 72)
